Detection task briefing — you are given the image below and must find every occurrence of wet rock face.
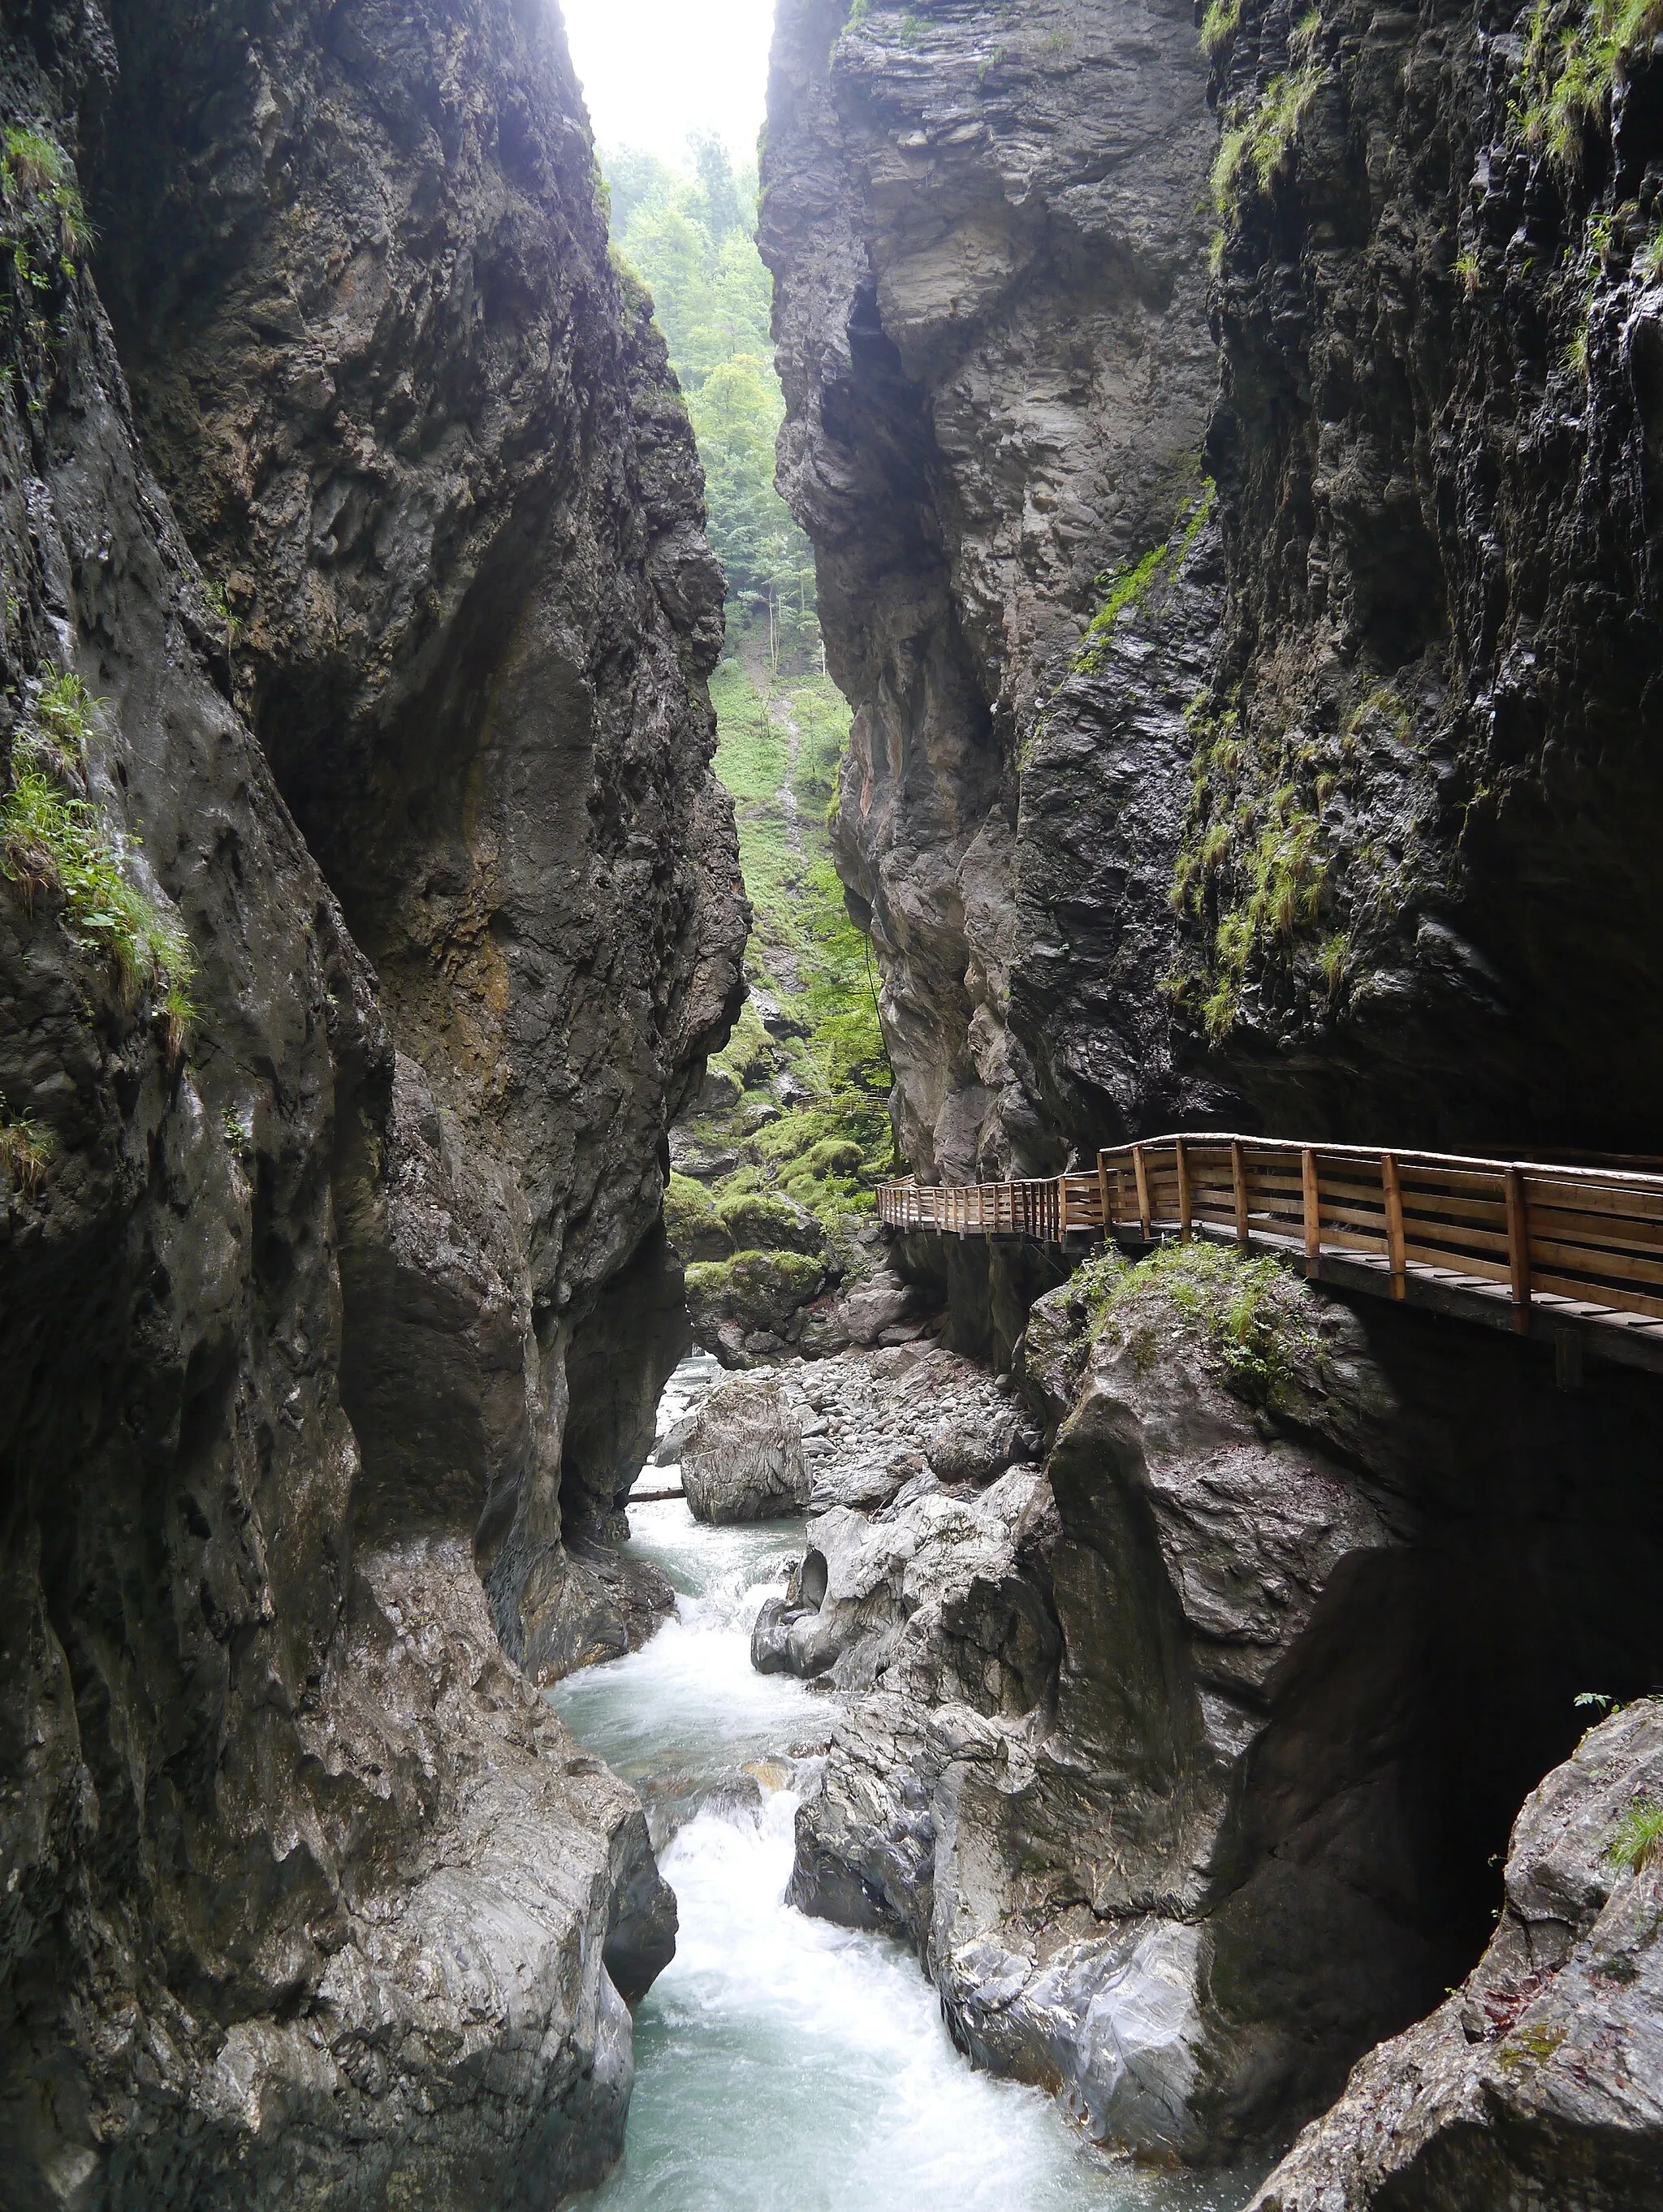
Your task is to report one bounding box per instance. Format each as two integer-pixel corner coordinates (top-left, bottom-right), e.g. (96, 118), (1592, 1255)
(0, 2), (732, 2201)
(772, 1262), (1663, 2162)
(1250, 1698), (1663, 2212)
(1184, 0), (1663, 1149)
(762, 0), (1231, 1182)
(88, 0), (747, 1669)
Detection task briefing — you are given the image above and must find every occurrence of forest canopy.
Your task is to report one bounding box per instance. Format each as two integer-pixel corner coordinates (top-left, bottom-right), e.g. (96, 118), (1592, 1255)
(604, 136), (817, 649)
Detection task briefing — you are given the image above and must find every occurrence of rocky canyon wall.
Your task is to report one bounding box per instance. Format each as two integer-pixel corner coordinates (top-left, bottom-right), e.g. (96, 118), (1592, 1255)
(767, 0), (1663, 1173)
(0, 2), (741, 2204)
(762, 0), (1233, 1186)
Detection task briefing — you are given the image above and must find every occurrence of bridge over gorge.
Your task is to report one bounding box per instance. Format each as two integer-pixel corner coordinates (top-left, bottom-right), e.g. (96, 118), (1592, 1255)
(877, 1135), (1663, 1381)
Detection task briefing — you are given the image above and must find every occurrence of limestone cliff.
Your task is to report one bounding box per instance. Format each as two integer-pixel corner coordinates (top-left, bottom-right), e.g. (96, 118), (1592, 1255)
(762, 0), (1231, 1186)
(0, 2), (741, 2203)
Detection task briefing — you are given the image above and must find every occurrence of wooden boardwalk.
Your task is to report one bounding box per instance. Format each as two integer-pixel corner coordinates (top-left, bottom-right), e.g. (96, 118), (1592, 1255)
(879, 1134), (1663, 1378)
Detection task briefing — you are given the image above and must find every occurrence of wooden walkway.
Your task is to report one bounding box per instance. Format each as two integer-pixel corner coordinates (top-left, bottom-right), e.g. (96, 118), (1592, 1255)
(878, 1134), (1663, 1378)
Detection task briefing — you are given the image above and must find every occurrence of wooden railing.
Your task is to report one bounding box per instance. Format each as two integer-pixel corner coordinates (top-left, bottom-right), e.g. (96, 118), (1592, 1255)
(878, 1134), (1663, 1369)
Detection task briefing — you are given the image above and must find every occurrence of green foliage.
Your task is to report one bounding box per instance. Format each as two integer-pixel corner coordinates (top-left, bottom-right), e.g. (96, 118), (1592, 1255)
(1200, 0), (1242, 55)
(1510, 0), (1663, 167)
(846, 0), (872, 20)
(1453, 244), (1481, 295)
(1, 666), (198, 1026)
(1, 125), (89, 255)
(685, 1247), (826, 1337)
(1608, 1796), (1663, 1873)
(714, 1189), (824, 1255)
(1094, 1241), (1320, 1407)
(602, 139), (815, 639)
(0, 1093), (51, 1192)
(1212, 58), (1324, 217)
(1072, 479), (1215, 676)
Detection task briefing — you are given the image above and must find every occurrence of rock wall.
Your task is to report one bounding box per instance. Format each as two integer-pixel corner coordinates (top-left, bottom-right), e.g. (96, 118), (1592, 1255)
(761, 0), (1232, 1185)
(1188, 0), (1663, 1150)
(767, 0), (1663, 1177)
(0, 2), (740, 2202)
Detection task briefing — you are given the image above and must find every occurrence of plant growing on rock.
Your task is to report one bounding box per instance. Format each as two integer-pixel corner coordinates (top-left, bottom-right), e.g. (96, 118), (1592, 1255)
(0, 1095), (51, 1193)
(1092, 1240), (1323, 1410)
(1510, 0), (1663, 169)
(1607, 1795), (1663, 1872)
(2, 665), (198, 1033)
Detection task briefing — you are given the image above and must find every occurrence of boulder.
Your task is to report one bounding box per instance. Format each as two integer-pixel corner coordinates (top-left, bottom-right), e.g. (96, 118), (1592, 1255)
(681, 1371), (814, 1523)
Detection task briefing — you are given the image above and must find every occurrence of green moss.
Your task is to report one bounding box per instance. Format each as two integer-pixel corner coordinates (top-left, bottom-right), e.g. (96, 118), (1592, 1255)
(685, 1246), (826, 1340)
(714, 1189), (824, 1255)
(1094, 1242), (1320, 1409)
(1072, 479), (1215, 675)
(666, 1171), (730, 1261)
(2, 674), (198, 1030)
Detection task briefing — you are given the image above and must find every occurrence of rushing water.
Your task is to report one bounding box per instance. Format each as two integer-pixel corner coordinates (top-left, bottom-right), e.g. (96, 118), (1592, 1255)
(551, 1360), (1260, 2212)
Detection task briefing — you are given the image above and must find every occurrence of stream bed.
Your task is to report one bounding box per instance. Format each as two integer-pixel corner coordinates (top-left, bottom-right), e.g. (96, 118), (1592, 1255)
(553, 1359), (1262, 2212)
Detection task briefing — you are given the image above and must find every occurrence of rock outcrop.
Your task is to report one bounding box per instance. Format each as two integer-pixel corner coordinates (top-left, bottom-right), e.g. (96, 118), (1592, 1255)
(0, 3), (740, 2202)
(1250, 1697), (1663, 2212)
(762, 0), (1233, 1185)
(764, 1249), (1663, 2162)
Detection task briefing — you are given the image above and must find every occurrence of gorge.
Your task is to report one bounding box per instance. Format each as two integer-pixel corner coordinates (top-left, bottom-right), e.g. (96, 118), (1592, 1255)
(1, 0), (1661, 2207)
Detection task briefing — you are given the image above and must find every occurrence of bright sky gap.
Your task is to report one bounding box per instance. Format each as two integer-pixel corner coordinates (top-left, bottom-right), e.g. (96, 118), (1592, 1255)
(559, 0), (777, 168)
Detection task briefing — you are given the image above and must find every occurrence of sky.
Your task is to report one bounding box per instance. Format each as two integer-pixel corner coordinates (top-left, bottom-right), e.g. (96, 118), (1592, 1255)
(559, 0), (777, 168)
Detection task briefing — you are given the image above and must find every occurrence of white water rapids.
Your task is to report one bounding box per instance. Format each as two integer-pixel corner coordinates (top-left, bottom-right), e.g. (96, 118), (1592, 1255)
(553, 1359), (1260, 2212)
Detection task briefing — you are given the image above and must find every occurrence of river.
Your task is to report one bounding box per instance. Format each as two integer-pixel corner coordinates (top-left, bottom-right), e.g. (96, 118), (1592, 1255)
(552, 1358), (1262, 2212)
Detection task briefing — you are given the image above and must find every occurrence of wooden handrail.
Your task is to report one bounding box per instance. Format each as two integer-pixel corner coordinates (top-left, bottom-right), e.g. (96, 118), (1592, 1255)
(876, 1132), (1663, 1371)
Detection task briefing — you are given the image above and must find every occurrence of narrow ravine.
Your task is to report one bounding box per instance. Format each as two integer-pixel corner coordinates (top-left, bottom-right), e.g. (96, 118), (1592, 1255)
(553, 1359), (1261, 2212)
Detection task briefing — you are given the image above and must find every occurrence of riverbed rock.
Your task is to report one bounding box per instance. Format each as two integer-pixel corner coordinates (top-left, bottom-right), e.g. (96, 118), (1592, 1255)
(682, 1370), (814, 1523)
(1247, 1697), (1663, 2212)
(777, 1250), (1663, 2165)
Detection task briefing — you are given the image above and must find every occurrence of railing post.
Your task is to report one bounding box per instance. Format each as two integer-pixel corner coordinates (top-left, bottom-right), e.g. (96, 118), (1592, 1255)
(1301, 1147), (1321, 1277)
(1175, 1138), (1191, 1243)
(1133, 1143), (1152, 1242)
(1381, 1151), (1406, 1298)
(1505, 1167), (1531, 1333)
(1230, 1139), (1249, 1247)
(1097, 1149), (1112, 1237)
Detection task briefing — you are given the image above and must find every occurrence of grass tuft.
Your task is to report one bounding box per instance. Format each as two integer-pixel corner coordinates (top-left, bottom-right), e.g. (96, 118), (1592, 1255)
(1609, 1796), (1663, 1873)
(2, 665), (198, 1025)
(0, 1094), (52, 1193)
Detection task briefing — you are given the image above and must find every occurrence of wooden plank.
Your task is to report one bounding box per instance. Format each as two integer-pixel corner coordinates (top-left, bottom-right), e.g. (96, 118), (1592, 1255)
(1381, 1152), (1406, 1298)
(1523, 1175), (1663, 1225)
(1530, 1269), (1663, 1321)
(1175, 1139), (1192, 1244)
(1396, 1218), (1512, 1258)
(1527, 1203), (1663, 1255)
(1097, 1151), (1113, 1237)
(1503, 1168), (1530, 1336)
(1133, 1143), (1152, 1241)
(1230, 1141), (1250, 1246)
(1402, 1242), (1513, 1283)
(1302, 1147), (1321, 1271)
(1527, 1237), (1663, 1289)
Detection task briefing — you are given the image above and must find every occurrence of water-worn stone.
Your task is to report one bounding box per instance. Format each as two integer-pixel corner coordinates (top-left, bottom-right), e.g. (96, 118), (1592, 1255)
(682, 1369), (814, 1523)
(1248, 1699), (1663, 2212)
(0, 4), (736, 2201)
